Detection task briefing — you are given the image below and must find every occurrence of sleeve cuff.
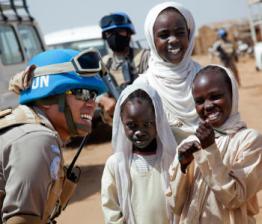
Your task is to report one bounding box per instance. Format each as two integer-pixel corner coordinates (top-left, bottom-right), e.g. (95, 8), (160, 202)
(194, 143), (230, 187)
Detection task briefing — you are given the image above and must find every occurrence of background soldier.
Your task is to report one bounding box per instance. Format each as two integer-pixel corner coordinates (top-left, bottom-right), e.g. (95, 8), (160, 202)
(97, 12), (150, 124)
(0, 49), (106, 224)
(210, 28), (241, 86)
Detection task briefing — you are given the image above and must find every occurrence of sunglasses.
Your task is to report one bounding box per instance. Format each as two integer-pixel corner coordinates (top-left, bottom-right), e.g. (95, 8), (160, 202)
(33, 48), (104, 77)
(66, 89), (97, 101)
(100, 14), (131, 29)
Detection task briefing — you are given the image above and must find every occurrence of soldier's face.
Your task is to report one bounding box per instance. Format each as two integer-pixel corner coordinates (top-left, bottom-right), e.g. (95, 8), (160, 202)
(66, 94), (96, 136)
(43, 94), (96, 141)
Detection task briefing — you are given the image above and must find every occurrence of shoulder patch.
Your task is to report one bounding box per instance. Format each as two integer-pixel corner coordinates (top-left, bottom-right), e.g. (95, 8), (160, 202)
(50, 156), (61, 180)
(51, 144), (60, 155)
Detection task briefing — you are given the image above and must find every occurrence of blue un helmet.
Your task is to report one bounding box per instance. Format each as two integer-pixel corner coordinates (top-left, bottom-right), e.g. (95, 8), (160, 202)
(19, 48), (107, 136)
(99, 12), (135, 37)
(20, 49), (107, 104)
(217, 28), (227, 39)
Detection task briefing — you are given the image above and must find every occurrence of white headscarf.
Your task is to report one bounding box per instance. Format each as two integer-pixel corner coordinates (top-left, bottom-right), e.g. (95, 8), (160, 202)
(208, 64), (246, 136)
(137, 1), (201, 134)
(112, 82), (177, 223)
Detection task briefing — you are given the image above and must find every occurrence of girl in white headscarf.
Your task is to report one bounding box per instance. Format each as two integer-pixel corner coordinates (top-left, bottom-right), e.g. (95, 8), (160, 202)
(101, 82), (177, 224)
(166, 65), (262, 224)
(135, 1), (201, 144)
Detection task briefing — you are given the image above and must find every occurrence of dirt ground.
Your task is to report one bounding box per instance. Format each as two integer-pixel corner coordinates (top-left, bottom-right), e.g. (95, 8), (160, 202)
(57, 55), (262, 223)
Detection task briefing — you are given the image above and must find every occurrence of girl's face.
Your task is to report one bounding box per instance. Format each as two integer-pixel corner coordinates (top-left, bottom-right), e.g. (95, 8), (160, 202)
(121, 98), (156, 150)
(192, 71), (232, 128)
(153, 8), (189, 64)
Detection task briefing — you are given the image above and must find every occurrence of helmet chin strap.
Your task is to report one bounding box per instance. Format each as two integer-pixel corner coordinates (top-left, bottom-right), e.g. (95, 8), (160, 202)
(58, 94), (79, 137)
(58, 95), (91, 137)
(75, 123), (91, 135)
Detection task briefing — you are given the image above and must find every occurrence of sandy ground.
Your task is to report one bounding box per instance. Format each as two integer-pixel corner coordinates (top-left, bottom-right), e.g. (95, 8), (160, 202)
(57, 55), (262, 223)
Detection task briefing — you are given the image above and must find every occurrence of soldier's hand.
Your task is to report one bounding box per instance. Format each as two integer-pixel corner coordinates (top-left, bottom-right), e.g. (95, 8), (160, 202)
(98, 95), (116, 117)
(178, 141), (201, 173)
(98, 95), (116, 125)
(195, 120), (215, 149)
(9, 65), (36, 94)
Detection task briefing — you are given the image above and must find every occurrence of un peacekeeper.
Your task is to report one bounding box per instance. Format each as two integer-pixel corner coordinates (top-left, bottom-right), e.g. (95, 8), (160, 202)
(211, 28), (241, 86)
(0, 49), (107, 224)
(98, 12), (149, 124)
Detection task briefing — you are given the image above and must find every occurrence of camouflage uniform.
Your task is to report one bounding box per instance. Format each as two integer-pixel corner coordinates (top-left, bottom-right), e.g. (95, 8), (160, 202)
(102, 47), (149, 87)
(212, 39), (240, 85)
(0, 106), (65, 224)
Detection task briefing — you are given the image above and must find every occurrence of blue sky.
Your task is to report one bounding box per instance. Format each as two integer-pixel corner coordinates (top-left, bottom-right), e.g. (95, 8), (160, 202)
(27, 0), (249, 40)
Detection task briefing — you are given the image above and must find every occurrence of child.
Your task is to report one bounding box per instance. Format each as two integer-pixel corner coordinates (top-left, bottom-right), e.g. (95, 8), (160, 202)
(135, 1), (201, 144)
(167, 65), (262, 223)
(101, 82), (177, 224)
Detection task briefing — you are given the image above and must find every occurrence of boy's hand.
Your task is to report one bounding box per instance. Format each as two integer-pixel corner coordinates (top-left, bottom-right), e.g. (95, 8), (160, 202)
(195, 120), (215, 149)
(178, 141), (201, 173)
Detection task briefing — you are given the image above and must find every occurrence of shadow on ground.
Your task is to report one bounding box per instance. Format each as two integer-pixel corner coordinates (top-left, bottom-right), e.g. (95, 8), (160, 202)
(63, 119), (112, 205)
(68, 164), (105, 204)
